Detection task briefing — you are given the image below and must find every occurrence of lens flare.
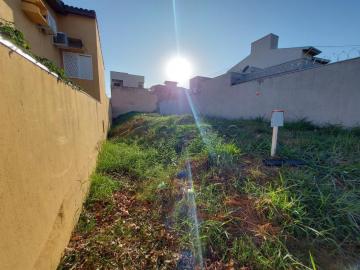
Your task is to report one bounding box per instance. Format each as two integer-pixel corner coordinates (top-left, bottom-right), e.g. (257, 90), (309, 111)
(166, 56), (192, 84)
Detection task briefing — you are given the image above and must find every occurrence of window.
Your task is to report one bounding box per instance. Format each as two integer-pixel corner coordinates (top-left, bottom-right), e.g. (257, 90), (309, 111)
(138, 82), (144, 88)
(63, 52), (93, 80)
(112, 79), (123, 87)
(46, 12), (57, 34)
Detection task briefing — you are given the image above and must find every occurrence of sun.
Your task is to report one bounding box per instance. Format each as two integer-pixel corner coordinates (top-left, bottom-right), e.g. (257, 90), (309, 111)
(166, 56), (193, 85)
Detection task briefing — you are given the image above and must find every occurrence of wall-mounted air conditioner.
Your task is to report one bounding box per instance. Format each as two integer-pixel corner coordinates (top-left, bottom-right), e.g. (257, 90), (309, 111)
(53, 32), (69, 47)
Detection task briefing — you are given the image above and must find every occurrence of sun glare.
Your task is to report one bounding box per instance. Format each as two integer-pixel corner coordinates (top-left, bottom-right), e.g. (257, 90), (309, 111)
(166, 56), (193, 85)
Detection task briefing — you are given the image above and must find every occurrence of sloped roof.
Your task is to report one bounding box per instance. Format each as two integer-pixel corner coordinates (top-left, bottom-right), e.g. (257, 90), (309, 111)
(45, 0), (96, 18)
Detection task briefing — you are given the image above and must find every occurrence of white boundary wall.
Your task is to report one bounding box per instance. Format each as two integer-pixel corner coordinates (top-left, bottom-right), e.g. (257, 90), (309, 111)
(111, 87), (157, 118)
(190, 57), (360, 127)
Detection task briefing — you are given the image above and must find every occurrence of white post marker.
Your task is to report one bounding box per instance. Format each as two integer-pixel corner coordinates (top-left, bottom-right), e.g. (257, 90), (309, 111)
(270, 110), (284, 157)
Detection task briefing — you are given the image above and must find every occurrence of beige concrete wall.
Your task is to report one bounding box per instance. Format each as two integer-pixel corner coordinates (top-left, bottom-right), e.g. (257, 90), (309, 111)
(111, 87), (157, 118)
(0, 40), (109, 270)
(158, 88), (192, 115)
(159, 98), (191, 115)
(193, 57), (360, 127)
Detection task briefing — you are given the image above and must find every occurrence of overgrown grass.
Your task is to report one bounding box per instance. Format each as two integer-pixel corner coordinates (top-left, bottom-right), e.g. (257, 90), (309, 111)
(96, 141), (168, 180)
(59, 113), (360, 270)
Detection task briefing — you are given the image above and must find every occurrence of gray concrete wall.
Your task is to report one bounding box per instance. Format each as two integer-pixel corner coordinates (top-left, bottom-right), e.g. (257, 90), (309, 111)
(111, 87), (157, 118)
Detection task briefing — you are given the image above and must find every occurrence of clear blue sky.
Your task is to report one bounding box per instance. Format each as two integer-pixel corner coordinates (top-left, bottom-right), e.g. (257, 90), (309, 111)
(66, 0), (360, 96)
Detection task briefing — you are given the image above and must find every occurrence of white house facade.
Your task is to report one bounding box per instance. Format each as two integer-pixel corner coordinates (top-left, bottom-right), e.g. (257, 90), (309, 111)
(228, 33), (329, 73)
(111, 71), (144, 88)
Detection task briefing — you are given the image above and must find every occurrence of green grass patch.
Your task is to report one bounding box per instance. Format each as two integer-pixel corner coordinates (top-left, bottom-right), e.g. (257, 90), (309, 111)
(97, 141), (168, 180)
(87, 173), (120, 203)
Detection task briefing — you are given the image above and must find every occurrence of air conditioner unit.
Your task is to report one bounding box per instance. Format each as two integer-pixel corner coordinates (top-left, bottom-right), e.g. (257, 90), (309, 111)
(53, 32), (69, 47)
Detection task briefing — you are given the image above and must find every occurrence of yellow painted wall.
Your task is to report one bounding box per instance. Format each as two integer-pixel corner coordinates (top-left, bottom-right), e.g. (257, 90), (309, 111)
(58, 14), (103, 101)
(95, 21), (107, 103)
(0, 41), (109, 269)
(0, 0), (61, 65)
(0, 0), (105, 101)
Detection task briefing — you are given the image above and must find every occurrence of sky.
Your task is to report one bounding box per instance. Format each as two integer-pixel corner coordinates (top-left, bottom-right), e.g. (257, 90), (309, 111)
(66, 0), (360, 96)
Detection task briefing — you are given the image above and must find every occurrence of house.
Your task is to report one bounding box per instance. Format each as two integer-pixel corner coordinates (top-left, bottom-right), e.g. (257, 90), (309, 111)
(228, 33), (329, 73)
(0, 0), (106, 101)
(111, 71), (144, 88)
(224, 33), (331, 86)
